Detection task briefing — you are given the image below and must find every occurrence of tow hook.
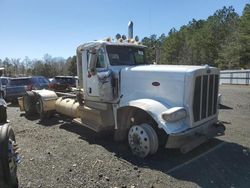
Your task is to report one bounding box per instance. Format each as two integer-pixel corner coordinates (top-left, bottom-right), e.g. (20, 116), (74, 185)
(214, 121), (226, 136)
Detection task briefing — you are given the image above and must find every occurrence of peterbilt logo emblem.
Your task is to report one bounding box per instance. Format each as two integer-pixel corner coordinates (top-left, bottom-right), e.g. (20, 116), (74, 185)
(152, 82), (160, 86)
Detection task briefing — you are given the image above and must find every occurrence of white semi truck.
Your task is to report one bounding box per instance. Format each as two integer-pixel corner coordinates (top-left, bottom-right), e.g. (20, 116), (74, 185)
(19, 23), (225, 158)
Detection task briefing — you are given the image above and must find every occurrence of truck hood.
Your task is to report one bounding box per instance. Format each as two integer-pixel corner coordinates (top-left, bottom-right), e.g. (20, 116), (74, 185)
(121, 64), (203, 74)
(119, 64), (200, 108)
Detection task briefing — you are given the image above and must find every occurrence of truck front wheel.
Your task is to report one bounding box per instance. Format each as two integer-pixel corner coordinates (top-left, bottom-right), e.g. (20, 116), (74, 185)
(128, 123), (159, 158)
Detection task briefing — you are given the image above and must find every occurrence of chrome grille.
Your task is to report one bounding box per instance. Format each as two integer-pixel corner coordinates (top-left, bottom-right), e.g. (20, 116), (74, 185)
(193, 74), (219, 122)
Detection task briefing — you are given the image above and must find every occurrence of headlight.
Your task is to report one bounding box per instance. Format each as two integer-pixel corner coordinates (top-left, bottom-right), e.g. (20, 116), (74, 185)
(162, 107), (187, 122)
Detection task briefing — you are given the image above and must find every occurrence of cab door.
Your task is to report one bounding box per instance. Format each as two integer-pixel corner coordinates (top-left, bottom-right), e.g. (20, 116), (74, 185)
(86, 48), (107, 98)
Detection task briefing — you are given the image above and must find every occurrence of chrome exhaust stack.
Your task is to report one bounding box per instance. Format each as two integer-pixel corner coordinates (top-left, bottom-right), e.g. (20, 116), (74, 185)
(128, 21), (133, 40)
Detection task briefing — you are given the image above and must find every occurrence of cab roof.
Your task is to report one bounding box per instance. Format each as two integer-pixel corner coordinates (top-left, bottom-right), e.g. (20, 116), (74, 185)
(77, 40), (146, 52)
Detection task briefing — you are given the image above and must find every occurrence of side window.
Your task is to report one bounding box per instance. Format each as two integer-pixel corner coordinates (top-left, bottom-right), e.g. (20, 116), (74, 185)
(87, 50), (89, 63)
(134, 50), (144, 64)
(96, 48), (106, 68)
(38, 77), (49, 84)
(87, 50), (91, 70)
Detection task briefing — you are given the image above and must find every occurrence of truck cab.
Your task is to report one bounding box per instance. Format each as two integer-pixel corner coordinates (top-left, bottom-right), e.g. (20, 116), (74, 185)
(77, 41), (147, 102)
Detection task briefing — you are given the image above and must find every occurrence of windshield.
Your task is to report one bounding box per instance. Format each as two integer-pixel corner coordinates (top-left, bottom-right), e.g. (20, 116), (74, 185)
(106, 45), (147, 66)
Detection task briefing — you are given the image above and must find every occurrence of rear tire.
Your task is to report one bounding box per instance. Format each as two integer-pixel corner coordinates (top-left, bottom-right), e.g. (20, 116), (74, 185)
(0, 124), (19, 188)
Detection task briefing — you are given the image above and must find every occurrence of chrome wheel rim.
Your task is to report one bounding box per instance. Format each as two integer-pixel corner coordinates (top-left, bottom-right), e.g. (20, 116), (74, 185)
(128, 123), (159, 158)
(128, 125), (151, 158)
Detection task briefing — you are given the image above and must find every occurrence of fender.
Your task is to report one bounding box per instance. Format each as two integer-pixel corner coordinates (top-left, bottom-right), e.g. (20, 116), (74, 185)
(118, 98), (188, 134)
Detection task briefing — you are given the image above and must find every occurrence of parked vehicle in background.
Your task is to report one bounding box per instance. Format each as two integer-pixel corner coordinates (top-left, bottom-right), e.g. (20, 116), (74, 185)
(5, 76), (49, 103)
(48, 78), (54, 82)
(49, 76), (78, 92)
(0, 77), (10, 99)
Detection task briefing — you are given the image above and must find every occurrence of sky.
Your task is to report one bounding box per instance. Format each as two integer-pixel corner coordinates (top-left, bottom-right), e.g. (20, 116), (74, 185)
(0, 0), (249, 60)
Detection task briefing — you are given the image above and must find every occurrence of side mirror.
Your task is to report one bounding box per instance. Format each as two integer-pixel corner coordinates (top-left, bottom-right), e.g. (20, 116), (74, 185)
(88, 49), (98, 76)
(97, 69), (112, 80)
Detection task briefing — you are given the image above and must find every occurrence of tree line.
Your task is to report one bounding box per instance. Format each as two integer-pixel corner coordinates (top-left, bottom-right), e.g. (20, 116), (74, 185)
(142, 4), (250, 70)
(0, 4), (249, 77)
(0, 54), (77, 78)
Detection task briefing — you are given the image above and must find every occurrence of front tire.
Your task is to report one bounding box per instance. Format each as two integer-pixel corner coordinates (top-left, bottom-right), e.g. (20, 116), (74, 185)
(128, 123), (159, 158)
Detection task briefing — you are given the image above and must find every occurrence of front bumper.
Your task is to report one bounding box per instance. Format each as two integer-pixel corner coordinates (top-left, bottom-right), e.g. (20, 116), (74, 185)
(165, 119), (225, 153)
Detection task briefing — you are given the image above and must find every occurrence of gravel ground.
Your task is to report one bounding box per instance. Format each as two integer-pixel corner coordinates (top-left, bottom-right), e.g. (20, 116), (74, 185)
(6, 84), (250, 188)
